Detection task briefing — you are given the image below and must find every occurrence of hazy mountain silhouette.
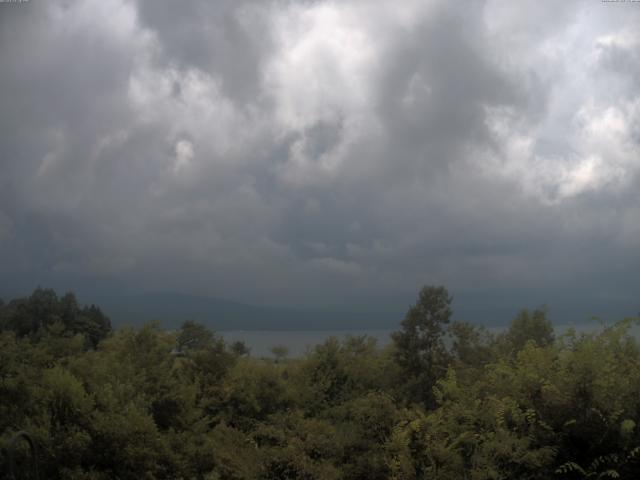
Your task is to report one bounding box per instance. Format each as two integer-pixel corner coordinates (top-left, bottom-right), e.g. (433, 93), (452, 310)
(75, 290), (637, 331)
(90, 292), (401, 331)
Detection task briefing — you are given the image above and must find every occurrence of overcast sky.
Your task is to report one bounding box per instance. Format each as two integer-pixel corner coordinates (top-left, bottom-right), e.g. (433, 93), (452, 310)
(1, 0), (639, 322)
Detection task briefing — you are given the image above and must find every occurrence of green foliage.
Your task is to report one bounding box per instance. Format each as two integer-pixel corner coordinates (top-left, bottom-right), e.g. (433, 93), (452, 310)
(177, 320), (215, 353)
(221, 358), (291, 426)
(0, 288), (111, 348)
(2, 288), (640, 479)
(270, 345), (290, 363)
(230, 340), (251, 357)
(391, 285), (453, 407)
(501, 307), (555, 354)
(448, 320), (496, 383)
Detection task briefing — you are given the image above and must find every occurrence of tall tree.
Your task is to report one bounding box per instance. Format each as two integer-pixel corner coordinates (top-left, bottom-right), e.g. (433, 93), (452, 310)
(392, 285), (453, 407)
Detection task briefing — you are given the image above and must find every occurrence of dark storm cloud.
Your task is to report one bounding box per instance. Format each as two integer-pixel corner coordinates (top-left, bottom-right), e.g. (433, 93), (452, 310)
(0, 0), (639, 321)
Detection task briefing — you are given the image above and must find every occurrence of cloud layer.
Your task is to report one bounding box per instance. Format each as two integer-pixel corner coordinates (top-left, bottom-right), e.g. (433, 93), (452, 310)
(1, 0), (639, 321)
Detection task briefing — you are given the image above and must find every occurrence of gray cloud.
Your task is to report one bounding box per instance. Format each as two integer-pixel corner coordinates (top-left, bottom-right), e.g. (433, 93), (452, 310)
(0, 0), (639, 323)
(134, 0), (273, 104)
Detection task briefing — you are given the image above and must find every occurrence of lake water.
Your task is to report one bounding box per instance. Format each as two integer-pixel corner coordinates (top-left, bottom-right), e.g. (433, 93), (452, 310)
(221, 321), (631, 358)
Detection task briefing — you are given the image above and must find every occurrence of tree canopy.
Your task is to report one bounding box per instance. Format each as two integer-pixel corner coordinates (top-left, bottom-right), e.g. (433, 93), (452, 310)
(391, 285), (453, 406)
(1, 286), (640, 479)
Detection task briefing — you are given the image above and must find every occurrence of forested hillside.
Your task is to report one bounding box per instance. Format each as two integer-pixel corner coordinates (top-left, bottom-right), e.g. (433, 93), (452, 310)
(2, 287), (640, 479)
